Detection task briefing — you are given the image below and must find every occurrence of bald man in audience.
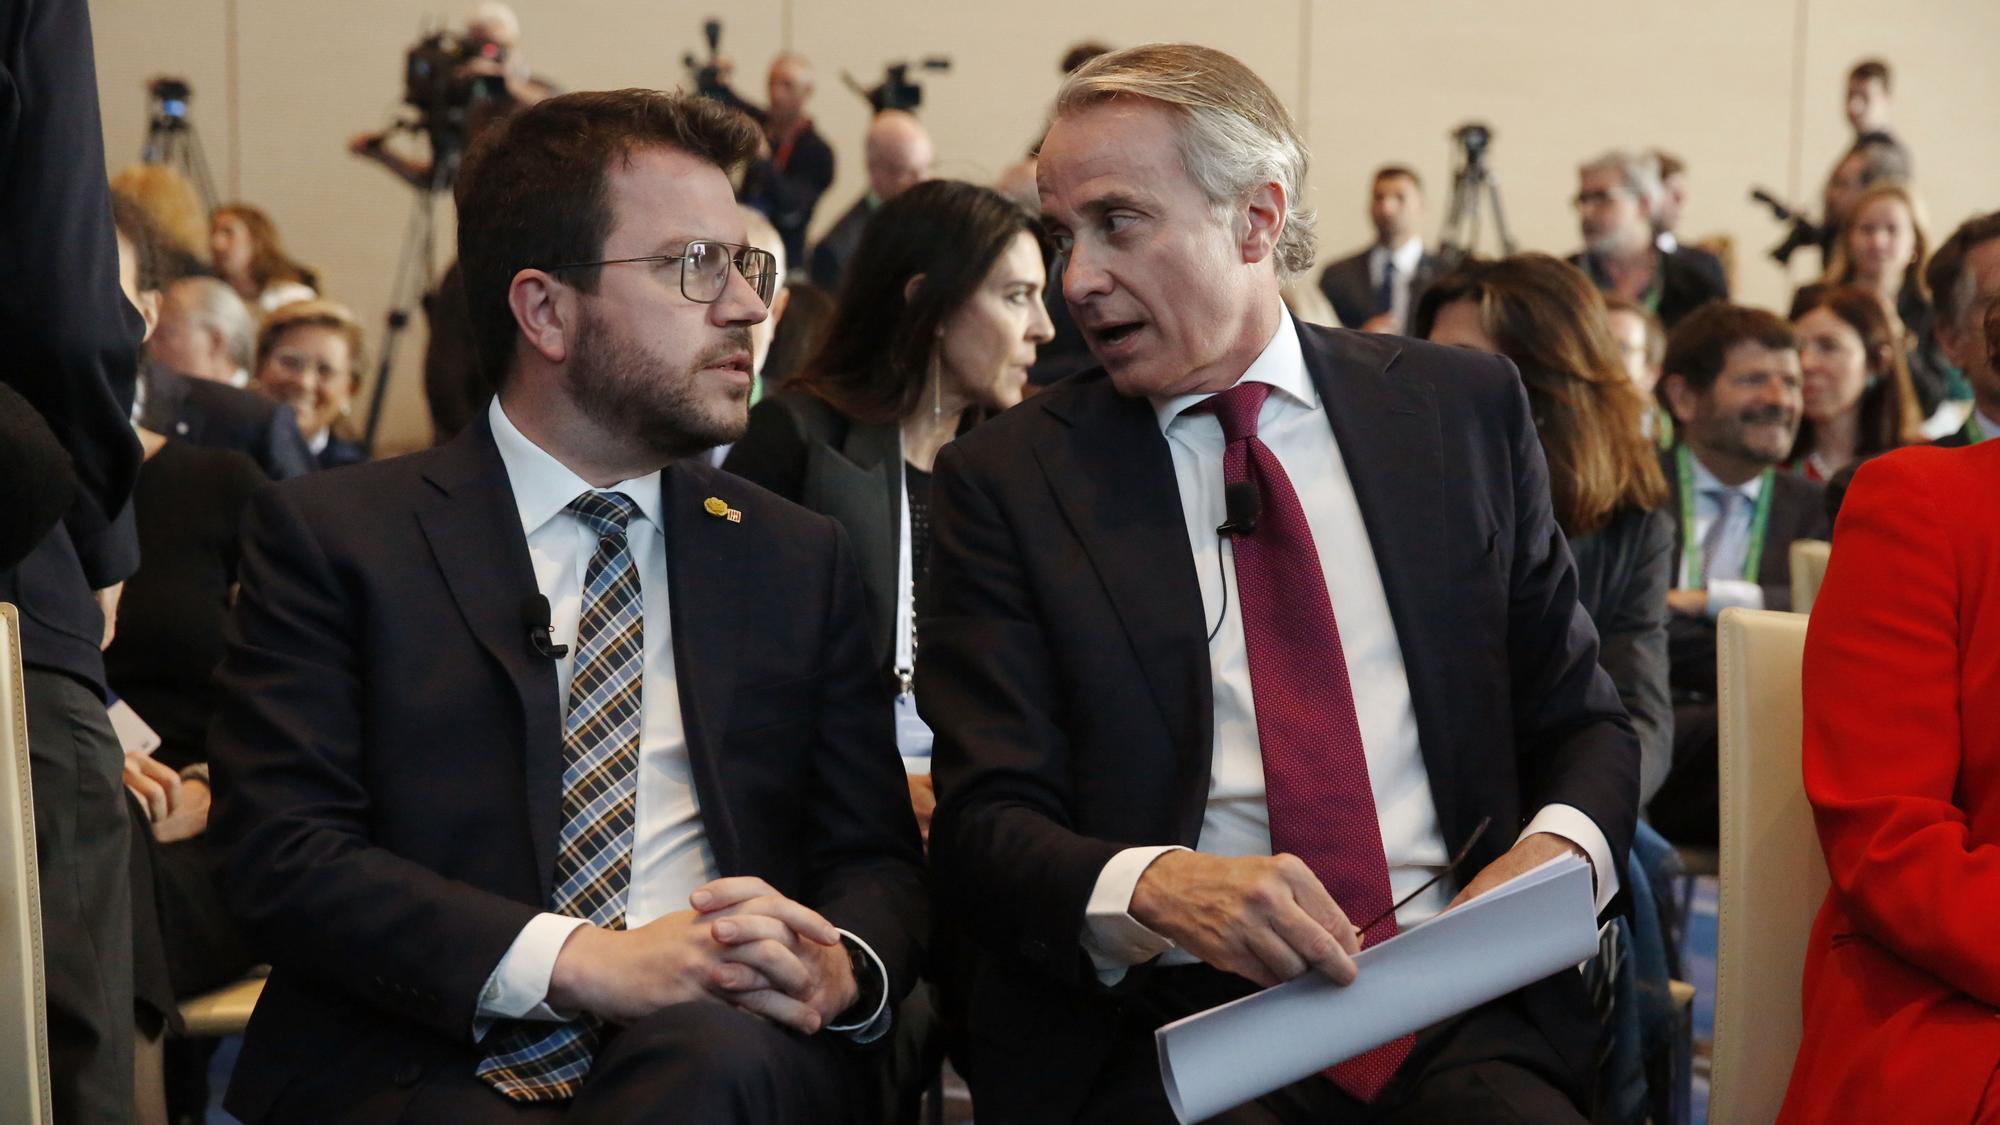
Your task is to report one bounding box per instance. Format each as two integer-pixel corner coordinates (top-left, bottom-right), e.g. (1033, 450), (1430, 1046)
(809, 111), (934, 291)
(721, 53), (837, 266)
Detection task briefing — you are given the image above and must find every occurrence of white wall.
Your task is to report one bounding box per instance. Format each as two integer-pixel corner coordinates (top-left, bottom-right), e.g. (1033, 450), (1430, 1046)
(92, 0), (2000, 454)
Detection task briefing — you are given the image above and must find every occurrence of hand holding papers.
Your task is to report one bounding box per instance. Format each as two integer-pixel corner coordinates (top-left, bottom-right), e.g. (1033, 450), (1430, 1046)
(1154, 854), (1599, 1124)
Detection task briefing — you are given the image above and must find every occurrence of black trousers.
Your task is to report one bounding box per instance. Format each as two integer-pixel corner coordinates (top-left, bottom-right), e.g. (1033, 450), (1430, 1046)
(268, 1001), (872, 1124)
(26, 668), (135, 1125)
(1648, 701), (1719, 848)
(1077, 964), (1592, 1125)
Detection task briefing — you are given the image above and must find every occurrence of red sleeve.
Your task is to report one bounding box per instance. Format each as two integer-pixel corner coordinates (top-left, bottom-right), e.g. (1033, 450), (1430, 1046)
(1803, 450), (2000, 1005)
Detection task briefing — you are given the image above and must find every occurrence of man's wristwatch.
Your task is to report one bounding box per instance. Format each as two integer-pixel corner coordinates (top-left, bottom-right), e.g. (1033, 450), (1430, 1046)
(830, 934), (886, 1030)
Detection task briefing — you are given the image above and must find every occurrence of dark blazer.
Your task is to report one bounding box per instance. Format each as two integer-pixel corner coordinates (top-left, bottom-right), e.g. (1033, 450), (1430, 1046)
(1660, 447), (1829, 695)
(1671, 244), (1729, 297)
(724, 392), (903, 673)
(919, 322), (1639, 1122)
(1568, 249), (1727, 331)
(1315, 244), (1444, 329)
(316, 435), (368, 471)
(1572, 506), (1676, 803)
(138, 360), (314, 481)
(809, 195), (877, 293)
(207, 416), (927, 1123)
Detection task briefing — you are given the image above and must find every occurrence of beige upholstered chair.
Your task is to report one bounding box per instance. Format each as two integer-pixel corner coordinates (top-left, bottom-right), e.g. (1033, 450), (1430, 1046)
(1790, 539), (1832, 615)
(0, 604), (54, 1124)
(1709, 608), (1823, 1123)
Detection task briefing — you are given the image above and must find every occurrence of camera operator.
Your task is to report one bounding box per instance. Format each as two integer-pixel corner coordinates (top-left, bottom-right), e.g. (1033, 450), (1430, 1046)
(711, 53), (837, 267)
(346, 2), (558, 190)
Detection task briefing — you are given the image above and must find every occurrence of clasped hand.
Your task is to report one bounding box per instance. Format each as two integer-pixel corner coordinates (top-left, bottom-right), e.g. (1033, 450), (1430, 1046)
(547, 876), (858, 1036)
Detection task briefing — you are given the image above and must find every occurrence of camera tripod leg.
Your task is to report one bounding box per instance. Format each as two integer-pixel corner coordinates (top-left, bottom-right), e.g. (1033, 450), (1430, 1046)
(361, 189), (441, 454)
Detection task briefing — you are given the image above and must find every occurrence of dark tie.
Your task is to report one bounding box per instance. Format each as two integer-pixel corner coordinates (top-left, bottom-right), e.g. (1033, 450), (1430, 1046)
(1199, 381), (1413, 1102)
(478, 491), (645, 1102)
(1375, 256), (1398, 318)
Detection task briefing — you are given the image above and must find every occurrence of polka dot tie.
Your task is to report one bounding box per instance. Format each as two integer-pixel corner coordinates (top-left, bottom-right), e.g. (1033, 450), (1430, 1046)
(1197, 381), (1412, 1103)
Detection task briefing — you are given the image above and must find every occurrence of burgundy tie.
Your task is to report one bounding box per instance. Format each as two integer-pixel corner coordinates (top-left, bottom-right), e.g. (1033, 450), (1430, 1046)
(1199, 380), (1413, 1102)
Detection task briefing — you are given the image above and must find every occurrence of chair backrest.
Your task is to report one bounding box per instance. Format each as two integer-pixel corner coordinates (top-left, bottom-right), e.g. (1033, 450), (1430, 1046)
(0, 605), (53, 1124)
(1789, 539), (1831, 614)
(1709, 608), (1822, 1124)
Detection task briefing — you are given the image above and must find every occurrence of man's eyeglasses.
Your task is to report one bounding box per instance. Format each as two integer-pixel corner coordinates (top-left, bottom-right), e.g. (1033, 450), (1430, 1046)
(541, 239), (778, 308)
(1352, 816), (1493, 937)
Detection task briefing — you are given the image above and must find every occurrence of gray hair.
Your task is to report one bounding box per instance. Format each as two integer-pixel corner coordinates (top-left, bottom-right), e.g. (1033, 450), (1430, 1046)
(169, 276), (257, 371)
(1580, 149), (1664, 213)
(1055, 44), (1317, 279)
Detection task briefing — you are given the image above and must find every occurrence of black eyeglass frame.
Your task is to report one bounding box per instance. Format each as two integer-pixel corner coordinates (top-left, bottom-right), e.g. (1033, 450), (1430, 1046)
(540, 239), (778, 308)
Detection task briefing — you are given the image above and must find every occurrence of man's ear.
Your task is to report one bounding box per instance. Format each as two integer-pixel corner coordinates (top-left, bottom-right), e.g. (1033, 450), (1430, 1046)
(1239, 180), (1285, 267)
(134, 289), (161, 343)
(902, 273), (926, 307)
(769, 285), (792, 330)
(1661, 372), (1699, 427)
(509, 269), (572, 365)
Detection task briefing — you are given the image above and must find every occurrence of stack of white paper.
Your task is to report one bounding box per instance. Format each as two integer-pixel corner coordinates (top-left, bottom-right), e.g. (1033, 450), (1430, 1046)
(1155, 854), (1598, 1124)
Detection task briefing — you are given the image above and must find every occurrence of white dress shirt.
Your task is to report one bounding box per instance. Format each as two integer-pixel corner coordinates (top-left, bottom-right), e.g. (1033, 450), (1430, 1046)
(1368, 237), (1426, 333)
(1681, 451), (1767, 618)
(475, 399), (887, 1038)
(1081, 309), (1618, 980)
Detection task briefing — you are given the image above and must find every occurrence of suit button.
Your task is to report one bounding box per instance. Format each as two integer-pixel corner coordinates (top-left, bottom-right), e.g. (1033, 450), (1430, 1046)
(393, 1061), (424, 1087)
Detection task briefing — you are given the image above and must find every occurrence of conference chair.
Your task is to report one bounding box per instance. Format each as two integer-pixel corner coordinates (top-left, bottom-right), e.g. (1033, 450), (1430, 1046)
(0, 604), (54, 1124)
(1789, 539), (1832, 615)
(1708, 608), (1821, 1123)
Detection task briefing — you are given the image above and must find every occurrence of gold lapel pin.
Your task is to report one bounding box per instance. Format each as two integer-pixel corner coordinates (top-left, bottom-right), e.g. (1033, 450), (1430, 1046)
(703, 496), (743, 523)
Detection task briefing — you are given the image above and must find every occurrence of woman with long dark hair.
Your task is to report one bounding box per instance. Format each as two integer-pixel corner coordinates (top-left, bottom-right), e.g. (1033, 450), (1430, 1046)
(1415, 253), (1675, 800)
(1786, 284), (1923, 480)
(724, 179), (1054, 835)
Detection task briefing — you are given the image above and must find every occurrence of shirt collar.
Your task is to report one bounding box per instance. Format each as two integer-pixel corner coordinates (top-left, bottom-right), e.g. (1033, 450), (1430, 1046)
(1375, 237), (1424, 275)
(1685, 446), (1765, 502)
(1149, 306), (1314, 434)
(1976, 407), (2000, 441)
(487, 397), (666, 539)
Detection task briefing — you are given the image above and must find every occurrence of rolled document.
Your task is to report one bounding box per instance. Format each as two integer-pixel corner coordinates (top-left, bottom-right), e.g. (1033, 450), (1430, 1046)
(1155, 854), (1598, 1123)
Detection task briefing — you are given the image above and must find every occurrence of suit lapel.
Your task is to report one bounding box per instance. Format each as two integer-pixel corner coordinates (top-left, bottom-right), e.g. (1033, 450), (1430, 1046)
(663, 459), (749, 870)
(1034, 381), (1214, 837)
(415, 417), (564, 897)
(1299, 326), (1461, 825)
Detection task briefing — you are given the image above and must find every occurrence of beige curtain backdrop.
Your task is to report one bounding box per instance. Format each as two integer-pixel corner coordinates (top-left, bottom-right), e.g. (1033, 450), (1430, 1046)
(92, 0), (2000, 455)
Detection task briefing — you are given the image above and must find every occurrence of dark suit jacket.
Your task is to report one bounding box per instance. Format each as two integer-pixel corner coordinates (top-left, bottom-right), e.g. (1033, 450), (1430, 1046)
(1661, 447), (1829, 696)
(1568, 249), (1727, 331)
(724, 392), (903, 674)
(1670, 244), (1728, 297)
(1572, 506), (1676, 803)
(138, 360), (314, 481)
(208, 416), (927, 1123)
(809, 195), (877, 293)
(315, 435), (368, 472)
(919, 322), (1639, 1122)
(1315, 245), (1443, 329)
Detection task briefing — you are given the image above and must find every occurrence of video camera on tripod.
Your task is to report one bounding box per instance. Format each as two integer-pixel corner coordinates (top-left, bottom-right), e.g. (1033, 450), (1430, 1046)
(682, 18), (729, 99)
(842, 58), (953, 113)
(402, 28), (509, 164)
(140, 75), (218, 208)
(1437, 121), (1515, 266)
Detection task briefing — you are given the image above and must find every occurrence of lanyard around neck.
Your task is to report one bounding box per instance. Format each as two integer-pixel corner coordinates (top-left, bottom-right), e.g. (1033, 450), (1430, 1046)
(1677, 445), (1775, 590)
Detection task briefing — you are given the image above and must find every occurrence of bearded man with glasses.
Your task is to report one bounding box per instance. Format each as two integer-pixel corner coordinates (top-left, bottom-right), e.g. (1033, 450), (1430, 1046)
(204, 88), (926, 1124)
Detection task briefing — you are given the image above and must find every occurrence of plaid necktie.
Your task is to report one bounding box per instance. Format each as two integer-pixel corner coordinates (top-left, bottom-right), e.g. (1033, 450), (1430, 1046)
(477, 491), (645, 1102)
(1198, 382), (1412, 1102)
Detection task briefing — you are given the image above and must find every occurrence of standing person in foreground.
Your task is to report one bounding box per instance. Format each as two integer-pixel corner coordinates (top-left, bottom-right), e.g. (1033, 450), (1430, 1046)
(919, 43), (1637, 1124)
(206, 89), (925, 1124)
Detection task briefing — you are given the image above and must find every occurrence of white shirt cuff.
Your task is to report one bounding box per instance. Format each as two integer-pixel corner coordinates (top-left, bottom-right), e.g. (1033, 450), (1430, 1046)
(1080, 845), (1187, 984)
(472, 913), (590, 1041)
(1521, 805), (1620, 914)
(825, 929), (892, 1043)
(1705, 578), (1764, 617)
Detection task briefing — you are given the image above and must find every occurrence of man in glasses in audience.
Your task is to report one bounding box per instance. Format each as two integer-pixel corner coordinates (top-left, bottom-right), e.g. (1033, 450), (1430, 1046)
(206, 89), (925, 1124)
(920, 44), (1636, 1124)
(1569, 149), (1727, 331)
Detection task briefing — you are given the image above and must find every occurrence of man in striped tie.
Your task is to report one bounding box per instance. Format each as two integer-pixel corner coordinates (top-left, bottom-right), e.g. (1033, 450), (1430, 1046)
(920, 44), (1638, 1124)
(207, 89), (925, 1124)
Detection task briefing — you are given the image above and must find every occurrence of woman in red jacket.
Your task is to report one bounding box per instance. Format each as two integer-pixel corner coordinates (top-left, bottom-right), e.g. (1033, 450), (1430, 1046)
(1780, 436), (2000, 1121)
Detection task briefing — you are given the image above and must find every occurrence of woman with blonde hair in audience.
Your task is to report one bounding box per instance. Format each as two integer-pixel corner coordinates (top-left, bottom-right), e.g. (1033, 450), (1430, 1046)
(1786, 284), (1923, 481)
(211, 202), (319, 312)
(1415, 253), (1676, 801)
(1798, 182), (1955, 414)
(251, 299), (367, 469)
(111, 163), (209, 280)
(1776, 296), (2000, 1121)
